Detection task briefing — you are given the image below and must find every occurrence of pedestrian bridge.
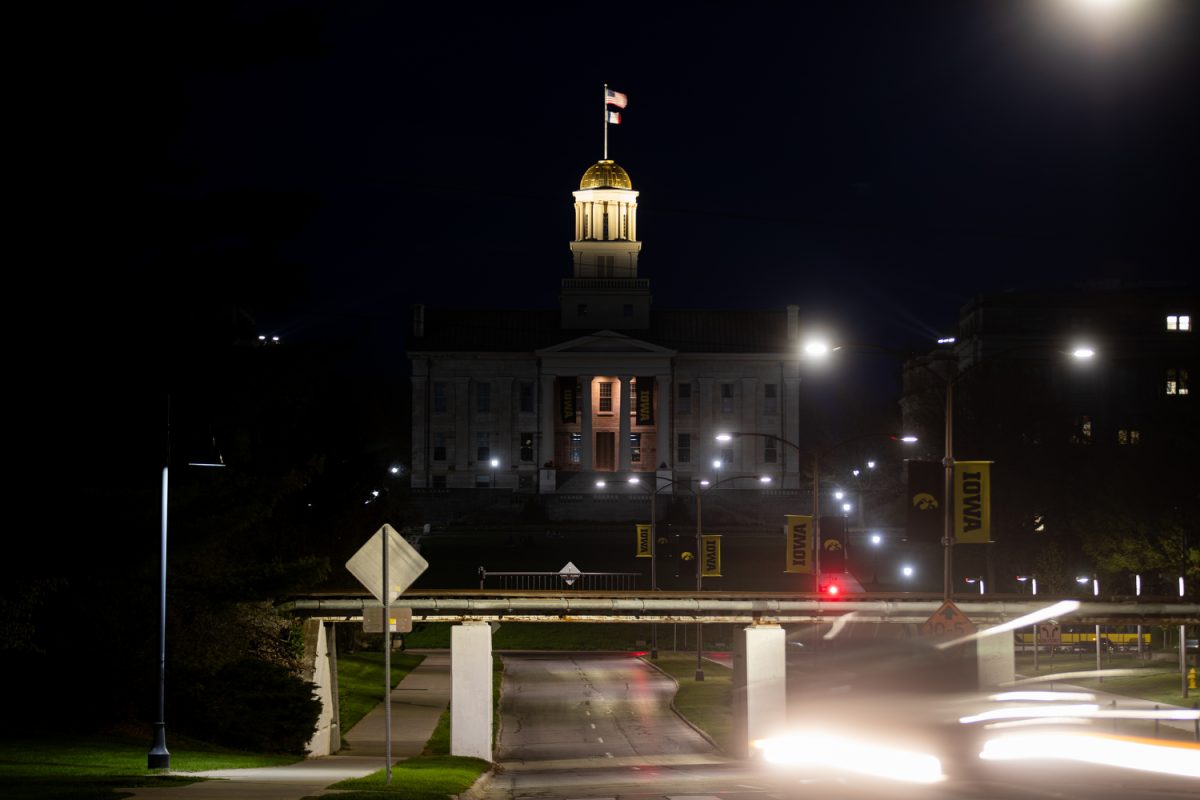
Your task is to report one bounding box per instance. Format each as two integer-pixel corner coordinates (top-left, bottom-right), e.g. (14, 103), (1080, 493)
(284, 591), (1199, 761)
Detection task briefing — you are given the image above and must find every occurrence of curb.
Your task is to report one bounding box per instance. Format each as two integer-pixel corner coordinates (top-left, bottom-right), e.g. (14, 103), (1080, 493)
(455, 767), (495, 800)
(638, 656), (726, 755)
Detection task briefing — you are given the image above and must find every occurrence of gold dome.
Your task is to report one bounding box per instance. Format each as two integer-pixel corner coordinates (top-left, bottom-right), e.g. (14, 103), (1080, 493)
(580, 160), (632, 190)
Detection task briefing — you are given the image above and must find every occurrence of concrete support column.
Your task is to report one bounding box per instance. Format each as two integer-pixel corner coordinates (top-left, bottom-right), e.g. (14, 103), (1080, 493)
(656, 373), (671, 469)
(454, 377), (471, 472)
(580, 376), (594, 470)
(451, 622), (493, 760)
(733, 623), (787, 759)
(302, 619), (335, 757)
(540, 374), (557, 467)
(618, 375), (633, 471)
(977, 633), (1016, 688)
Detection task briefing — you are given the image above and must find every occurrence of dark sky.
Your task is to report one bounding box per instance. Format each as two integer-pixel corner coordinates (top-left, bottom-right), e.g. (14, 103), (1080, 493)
(56, 0), (1194, 363)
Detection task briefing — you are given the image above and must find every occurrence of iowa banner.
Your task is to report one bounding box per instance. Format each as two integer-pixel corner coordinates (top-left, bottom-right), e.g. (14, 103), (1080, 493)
(635, 524), (652, 558)
(907, 460), (943, 542)
(635, 377), (654, 425)
(559, 377), (577, 424)
(785, 515), (813, 574)
(954, 461), (992, 544)
(819, 515), (846, 574)
(701, 535), (722, 577)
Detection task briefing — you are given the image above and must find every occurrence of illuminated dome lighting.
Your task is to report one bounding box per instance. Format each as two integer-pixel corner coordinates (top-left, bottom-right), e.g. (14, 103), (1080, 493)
(580, 160), (632, 190)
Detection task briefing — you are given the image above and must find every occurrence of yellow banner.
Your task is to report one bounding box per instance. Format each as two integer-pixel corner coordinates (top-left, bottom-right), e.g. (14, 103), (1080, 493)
(954, 461), (992, 544)
(635, 524), (652, 558)
(701, 535), (722, 577)
(785, 515), (812, 573)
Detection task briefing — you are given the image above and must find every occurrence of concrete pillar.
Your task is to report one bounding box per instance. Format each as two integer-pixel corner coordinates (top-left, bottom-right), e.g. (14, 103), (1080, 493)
(451, 622), (493, 760)
(656, 373), (671, 469)
(977, 633), (1015, 688)
(580, 376), (594, 470)
(732, 623), (787, 759)
(618, 375), (633, 471)
(302, 619), (335, 757)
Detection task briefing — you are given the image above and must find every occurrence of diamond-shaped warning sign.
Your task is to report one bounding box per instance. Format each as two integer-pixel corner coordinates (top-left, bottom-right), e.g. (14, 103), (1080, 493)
(921, 600), (977, 639)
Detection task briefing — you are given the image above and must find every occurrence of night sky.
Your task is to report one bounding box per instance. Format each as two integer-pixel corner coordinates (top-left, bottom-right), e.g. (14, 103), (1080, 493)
(60, 1), (1197, 353)
(23, 1), (1199, 520)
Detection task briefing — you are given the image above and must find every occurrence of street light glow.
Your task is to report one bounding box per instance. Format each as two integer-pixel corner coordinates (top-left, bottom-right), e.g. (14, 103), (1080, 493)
(759, 475), (772, 483)
(867, 460), (876, 469)
(871, 533), (882, 545)
(699, 479), (711, 487)
(900, 435), (919, 443)
(804, 340), (830, 358)
(712, 459), (722, 469)
(842, 502), (852, 512)
(715, 433), (732, 442)
(628, 476), (640, 484)
(834, 490), (845, 500)
(1072, 346), (1095, 359)
(902, 565), (914, 578)
(595, 480), (606, 488)
(490, 458), (499, 467)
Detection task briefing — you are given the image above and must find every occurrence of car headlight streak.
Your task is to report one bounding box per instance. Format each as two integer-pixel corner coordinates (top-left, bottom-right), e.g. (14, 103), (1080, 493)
(755, 731), (944, 784)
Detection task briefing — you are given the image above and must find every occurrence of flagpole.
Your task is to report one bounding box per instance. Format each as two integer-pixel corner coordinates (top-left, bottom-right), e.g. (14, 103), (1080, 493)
(603, 83), (608, 160)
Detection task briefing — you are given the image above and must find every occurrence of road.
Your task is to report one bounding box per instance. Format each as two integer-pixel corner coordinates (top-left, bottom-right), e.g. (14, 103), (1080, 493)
(484, 652), (1199, 800)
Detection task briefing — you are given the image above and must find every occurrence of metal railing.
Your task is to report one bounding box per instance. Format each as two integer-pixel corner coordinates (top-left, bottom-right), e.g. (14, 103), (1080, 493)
(478, 567), (640, 591)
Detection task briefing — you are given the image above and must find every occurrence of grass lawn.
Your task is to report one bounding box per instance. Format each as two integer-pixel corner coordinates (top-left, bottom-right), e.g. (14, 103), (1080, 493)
(0, 732), (297, 800)
(337, 651), (426, 736)
(645, 654), (734, 753)
(311, 755), (491, 800)
(1015, 652), (1198, 707)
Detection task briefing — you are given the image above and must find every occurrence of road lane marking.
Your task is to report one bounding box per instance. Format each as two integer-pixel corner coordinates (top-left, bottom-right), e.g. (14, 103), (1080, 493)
(738, 786), (765, 791)
(605, 752), (613, 758)
(597, 737), (604, 743)
(590, 723), (596, 729)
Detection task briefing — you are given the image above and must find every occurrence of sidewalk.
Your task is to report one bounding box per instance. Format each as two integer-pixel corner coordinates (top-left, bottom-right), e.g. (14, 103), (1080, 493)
(124, 651), (451, 800)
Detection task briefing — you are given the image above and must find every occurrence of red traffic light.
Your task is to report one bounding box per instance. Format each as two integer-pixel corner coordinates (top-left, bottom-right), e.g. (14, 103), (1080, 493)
(826, 584), (840, 596)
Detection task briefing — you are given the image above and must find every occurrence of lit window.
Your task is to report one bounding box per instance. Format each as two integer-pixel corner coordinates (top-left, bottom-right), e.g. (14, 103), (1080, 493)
(764, 383), (778, 415)
(1071, 416), (1093, 445)
(1166, 368), (1189, 396)
(678, 433), (691, 463)
(599, 381), (613, 413)
(677, 383), (692, 414)
(1166, 314), (1191, 332)
(630, 433), (642, 463)
(721, 383), (734, 413)
(520, 432), (534, 462)
(629, 379), (637, 414)
(569, 432), (582, 464)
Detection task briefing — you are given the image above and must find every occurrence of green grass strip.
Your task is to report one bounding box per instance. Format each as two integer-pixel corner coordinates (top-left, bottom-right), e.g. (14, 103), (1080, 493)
(317, 755), (491, 799)
(337, 652), (426, 737)
(646, 654), (734, 753)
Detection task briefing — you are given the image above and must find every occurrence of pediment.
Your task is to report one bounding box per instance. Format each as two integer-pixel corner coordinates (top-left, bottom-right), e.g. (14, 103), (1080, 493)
(536, 330), (676, 356)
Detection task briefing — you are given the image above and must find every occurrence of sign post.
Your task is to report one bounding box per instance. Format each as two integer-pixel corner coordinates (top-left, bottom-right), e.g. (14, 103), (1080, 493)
(346, 525), (429, 785)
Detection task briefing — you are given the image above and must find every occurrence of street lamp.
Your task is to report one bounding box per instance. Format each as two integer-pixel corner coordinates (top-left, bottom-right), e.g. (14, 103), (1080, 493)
(490, 458), (499, 488)
(693, 472), (771, 681)
(149, 397), (224, 770)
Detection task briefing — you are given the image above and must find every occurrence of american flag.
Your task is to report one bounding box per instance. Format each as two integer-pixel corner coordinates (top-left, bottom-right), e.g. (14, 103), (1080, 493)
(605, 88), (628, 109)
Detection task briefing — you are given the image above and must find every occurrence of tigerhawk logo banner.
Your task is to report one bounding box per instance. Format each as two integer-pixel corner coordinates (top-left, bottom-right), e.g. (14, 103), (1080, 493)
(954, 461), (992, 544)
(701, 535), (722, 577)
(785, 515), (812, 573)
(635, 524), (652, 558)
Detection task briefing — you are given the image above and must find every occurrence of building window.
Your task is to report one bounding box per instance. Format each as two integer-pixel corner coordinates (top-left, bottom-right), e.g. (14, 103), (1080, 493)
(476, 432), (491, 462)
(764, 438), (777, 463)
(519, 382), (534, 413)
(433, 432), (447, 462)
(678, 433), (691, 463)
(1166, 314), (1191, 331)
(630, 433), (642, 463)
(1117, 429), (1141, 445)
(518, 473), (534, 490)
(678, 383), (692, 414)
(477, 382), (491, 413)
(629, 379), (637, 415)
(721, 446), (735, 465)
(432, 382), (447, 413)
(599, 381), (614, 413)
(720, 383), (734, 413)
(764, 383), (778, 415)
(1071, 416), (1093, 445)
(569, 432), (582, 464)
(1166, 368), (1189, 395)
(432, 474), (446, 489)
(520, 432), (534, 462)
(623, 303), (634, 318)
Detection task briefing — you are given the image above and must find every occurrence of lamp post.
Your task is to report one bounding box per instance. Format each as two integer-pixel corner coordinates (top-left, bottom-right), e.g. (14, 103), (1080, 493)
(490, 458), (499, 488)
(693, 472), (772, 681)
(597, 473), (683, 659)
(149, 397), (224, 771)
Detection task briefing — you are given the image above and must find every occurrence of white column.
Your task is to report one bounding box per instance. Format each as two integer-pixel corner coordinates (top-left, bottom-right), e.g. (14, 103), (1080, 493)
(656, 373), (671, 470)
(451, 622), (492, 760)
(540, 374), (557, 467)
(454, 377), (471, 473)
(580, 376), (594, 470)
(977, 633), (1016, 688)
(733, 624), (787, 759)
(618, 375), (633, 471)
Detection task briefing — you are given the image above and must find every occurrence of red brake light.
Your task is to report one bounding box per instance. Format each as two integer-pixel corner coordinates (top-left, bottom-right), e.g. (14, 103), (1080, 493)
(827, 584), (840, 596)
